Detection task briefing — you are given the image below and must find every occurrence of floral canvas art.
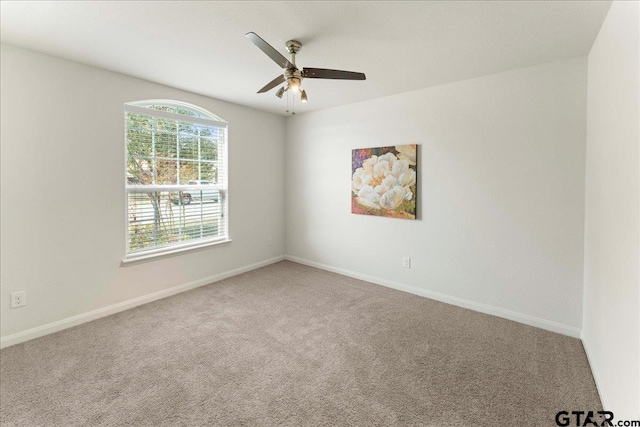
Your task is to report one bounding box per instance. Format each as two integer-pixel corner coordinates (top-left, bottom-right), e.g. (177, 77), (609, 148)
(352, 144), (417, 219)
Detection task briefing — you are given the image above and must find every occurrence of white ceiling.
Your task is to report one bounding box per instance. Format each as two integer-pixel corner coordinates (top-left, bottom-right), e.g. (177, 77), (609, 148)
(0, 1), (611, 116)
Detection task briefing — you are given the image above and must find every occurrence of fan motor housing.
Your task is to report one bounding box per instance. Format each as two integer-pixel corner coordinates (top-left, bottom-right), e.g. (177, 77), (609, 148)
(284, 68), (303, 90)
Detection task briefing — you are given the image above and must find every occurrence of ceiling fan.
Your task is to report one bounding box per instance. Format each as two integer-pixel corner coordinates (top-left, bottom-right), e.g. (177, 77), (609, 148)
(246, 32), (366, 104)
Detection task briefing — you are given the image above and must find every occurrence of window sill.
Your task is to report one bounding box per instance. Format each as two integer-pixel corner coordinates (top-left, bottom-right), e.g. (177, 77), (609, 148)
(121, 238), (232, 266)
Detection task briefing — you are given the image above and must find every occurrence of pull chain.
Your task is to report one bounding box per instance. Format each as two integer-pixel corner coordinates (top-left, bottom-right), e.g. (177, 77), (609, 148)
(285, 87), (296, 115)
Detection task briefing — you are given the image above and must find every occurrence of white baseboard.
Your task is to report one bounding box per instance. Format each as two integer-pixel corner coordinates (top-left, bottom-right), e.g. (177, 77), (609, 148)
(2, 254), (582, 349)
(0, 256), (285, 349)
(581, 333), (609, 411)
(285, 255), (582, 339)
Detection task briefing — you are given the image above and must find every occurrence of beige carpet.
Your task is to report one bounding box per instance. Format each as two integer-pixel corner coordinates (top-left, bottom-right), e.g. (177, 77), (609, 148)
(1, 261), (600, 426)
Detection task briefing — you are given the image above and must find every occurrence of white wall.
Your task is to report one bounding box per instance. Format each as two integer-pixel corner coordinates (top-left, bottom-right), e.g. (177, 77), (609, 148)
(583, 0), (639, 419)
(285, 57), (588, 335)
(0, 44), (286, 341)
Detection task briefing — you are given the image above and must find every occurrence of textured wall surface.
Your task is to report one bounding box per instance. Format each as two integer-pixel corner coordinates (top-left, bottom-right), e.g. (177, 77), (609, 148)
(583, 0), (640, 418)
(0, 44), (286, 338)
(286, 57), (588, 332)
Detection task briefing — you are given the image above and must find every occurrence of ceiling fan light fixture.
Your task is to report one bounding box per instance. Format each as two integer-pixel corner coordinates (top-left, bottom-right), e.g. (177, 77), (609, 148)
(246, 32), (366, 106)
(289, 77), (301, 92)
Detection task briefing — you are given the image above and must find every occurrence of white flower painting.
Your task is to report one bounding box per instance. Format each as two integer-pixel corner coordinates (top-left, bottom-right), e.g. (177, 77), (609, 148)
(351, 144), (417, 219)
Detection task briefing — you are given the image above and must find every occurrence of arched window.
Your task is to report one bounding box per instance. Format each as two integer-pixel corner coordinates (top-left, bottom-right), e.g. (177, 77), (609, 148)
(124, 100), (228, 260)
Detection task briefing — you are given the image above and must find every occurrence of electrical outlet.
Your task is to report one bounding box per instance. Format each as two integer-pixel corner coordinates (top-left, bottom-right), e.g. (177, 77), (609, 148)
(266, 237), (273, 247)
(402, 257), (411, 269)
(11, 291), (26, 308)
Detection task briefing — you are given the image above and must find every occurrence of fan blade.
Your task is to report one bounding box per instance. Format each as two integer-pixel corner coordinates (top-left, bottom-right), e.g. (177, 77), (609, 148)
(257, 75), (285, 93)
(246, 32), (295, 69)
(302, 68), (366, 80)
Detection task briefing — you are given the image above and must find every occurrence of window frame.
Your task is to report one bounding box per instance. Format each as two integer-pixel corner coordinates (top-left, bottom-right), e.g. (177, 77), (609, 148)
(123, 100), (229, 264)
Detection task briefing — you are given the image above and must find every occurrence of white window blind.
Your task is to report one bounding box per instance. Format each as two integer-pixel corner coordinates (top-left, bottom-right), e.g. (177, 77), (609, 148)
(124, 101), (228, 259)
